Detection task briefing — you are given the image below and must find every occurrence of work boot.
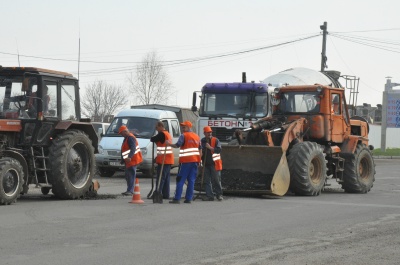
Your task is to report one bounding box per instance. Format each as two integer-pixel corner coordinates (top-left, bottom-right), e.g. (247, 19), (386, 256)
(184, 199), (191, 204)
(202, 196), (214, 201)
(169, 199), (180, 204)
(216, 195), (224, 201)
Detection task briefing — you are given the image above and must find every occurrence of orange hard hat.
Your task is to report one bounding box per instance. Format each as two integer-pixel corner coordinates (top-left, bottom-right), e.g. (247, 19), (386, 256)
(180, 120), (192, 128)
(203, 126), (212, 133)
(118, 125), (128, 134)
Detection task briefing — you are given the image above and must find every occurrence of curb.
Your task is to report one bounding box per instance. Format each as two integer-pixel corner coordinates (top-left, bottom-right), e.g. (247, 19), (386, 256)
(372, 156), (400, 159)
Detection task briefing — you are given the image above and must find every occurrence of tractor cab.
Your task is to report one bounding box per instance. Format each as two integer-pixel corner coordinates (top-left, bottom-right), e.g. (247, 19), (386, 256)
(0, 67), (79, 121)
(0, 67), (85, 147)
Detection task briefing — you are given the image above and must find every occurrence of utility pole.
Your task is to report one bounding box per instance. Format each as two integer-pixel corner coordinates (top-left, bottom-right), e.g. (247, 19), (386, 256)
(320, 22), (328, 72)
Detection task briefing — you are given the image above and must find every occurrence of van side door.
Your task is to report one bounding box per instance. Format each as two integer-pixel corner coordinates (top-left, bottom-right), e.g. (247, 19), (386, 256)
(169, 119), (181, 166)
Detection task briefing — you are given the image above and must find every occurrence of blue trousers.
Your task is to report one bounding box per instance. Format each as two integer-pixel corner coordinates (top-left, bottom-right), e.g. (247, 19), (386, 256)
(156, 164), (171, 199)
(125, 166), (137, 193)
(174, 162), (198, 201)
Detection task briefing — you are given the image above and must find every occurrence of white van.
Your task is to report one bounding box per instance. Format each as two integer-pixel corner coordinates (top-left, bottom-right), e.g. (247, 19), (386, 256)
(95, 109), (181, 177)
(92, 122), (110, 140)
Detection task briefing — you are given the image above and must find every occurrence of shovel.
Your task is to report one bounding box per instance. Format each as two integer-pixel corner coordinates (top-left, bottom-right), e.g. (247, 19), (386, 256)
(153, 145), (167, 204)
(147, 142), (155, 199)
(194, 139), (207, 201)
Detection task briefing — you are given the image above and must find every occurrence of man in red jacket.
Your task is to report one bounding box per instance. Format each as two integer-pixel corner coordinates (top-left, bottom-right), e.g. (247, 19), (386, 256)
(167, 121), (201, 204)
(150, 121), (174, 199)
(201, 126), (223, 201)
(119, 125), (143, 196)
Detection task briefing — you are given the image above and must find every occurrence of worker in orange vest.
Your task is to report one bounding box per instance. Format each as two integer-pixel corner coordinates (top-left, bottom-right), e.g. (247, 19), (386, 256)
(150, 121), (174, 199)
(167, 120), (201, 204)
(200, 126), (223, 201)
(119, 125), (143, 196)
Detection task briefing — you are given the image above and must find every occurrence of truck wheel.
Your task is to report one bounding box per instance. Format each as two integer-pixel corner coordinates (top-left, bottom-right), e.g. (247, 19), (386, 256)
(49, 130), (95, 199)
(0, 158), (24, 205)
(288, 142), (327, 196)
(341, 144), (375, 193)
(99, 168), (116, 178)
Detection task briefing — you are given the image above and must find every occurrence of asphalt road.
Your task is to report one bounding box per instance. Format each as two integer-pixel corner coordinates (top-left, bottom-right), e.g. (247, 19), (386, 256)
(1, 159), (399, 265)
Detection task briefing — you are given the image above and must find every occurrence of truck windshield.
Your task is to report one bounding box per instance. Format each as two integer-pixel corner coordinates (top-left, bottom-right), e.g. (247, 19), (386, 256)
(274, 91), (320, 114)
(201, 92), (269, 118)
(105, 117), (157, 138)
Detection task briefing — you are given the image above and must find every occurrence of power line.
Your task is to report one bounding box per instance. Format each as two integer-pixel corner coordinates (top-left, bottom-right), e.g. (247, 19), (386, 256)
(331, 28), (400, 34)
(73, 34), (320, 77)
(0, 34), (320, 68)
(329, 34), (400, 54)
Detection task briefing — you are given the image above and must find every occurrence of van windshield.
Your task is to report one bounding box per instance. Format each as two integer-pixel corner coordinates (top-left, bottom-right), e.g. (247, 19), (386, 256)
(105, 117), (157, 139)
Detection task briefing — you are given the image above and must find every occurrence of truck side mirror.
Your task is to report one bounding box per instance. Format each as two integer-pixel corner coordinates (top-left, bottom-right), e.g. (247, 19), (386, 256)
(191, 92), (198, 111)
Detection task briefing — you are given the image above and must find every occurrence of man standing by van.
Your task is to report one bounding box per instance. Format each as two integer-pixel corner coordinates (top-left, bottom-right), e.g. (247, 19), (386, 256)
(119, 125), (143, 196)
(167, 121), (201, 204)
(150, 121), (174, 199)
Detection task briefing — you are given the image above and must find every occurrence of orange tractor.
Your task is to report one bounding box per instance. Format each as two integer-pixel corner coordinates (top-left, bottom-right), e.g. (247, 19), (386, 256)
(222, 84), (375, 196)
(0, 66), (99, 205)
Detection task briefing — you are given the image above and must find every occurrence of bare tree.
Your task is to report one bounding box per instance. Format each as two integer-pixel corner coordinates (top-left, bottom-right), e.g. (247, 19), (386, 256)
(81, 80), (129, 121)
(128, 50), (174, 105)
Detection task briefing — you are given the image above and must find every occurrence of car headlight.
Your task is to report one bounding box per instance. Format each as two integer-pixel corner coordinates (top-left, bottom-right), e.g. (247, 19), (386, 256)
(140, 147), (148, 155)
(98, 145), (104, 154)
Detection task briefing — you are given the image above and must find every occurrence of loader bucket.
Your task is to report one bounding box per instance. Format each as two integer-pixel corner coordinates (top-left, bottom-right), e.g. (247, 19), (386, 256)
(221, 145), (290, 196)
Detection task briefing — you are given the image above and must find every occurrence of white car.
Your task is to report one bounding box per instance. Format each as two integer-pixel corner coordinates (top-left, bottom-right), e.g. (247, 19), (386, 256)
(92, 122), (110, 140)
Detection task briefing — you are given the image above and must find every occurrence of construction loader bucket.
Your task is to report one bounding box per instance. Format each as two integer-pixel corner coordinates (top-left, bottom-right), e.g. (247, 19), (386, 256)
(221, 145), (290, 196)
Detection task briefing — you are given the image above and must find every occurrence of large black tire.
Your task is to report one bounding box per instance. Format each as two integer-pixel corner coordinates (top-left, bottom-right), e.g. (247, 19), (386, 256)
(48, 130), (95, 199)
(288, 142), (327, 196)
(0, 158), (24, 205)
(341, 144), (375, 193)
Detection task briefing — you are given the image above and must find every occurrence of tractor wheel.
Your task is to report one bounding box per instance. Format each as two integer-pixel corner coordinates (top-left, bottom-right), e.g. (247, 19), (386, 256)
(0, 158), (24, 205)
(341, 144), (375, 193)
(98, 168), (116, 178)
(288, 142), (327, 196)
(48, 130), (95, 199)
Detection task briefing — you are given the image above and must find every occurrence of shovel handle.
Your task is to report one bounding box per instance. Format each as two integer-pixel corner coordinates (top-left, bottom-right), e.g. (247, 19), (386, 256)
(157, 145), (168, 191)
(147, 142), (155, 198)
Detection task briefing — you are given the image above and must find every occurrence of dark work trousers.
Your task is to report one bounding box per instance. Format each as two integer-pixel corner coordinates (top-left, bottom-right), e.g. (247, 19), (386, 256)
(156, 164), (171, 199)
(203, 165), (223, 198)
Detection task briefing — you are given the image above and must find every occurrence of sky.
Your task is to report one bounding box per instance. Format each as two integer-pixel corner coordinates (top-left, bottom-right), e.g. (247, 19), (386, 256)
(1, 0), (400, 112)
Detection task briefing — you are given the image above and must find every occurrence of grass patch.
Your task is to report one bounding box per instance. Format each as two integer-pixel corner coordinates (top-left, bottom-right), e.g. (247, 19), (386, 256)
(372, 148), (400, 156)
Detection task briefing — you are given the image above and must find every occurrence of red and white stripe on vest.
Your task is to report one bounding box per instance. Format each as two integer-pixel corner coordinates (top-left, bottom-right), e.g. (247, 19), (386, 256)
(179, 132), (201, 163)
(156, 130), (174, 165)
(121, 133), (143, 167)
(210, 137), (223, 171)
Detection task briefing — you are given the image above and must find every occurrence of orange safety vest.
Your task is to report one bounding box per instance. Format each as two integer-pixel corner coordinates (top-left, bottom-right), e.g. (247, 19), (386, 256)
(179, 132), (201, 163)
(210, 137), (223, 171)
(156, 130), (174, 165)
(121, 133), (143, 168)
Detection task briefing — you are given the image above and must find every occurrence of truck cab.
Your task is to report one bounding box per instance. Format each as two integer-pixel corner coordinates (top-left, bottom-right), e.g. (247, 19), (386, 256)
(95, 108), (181, 178)
(193, 82), (270, 143)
